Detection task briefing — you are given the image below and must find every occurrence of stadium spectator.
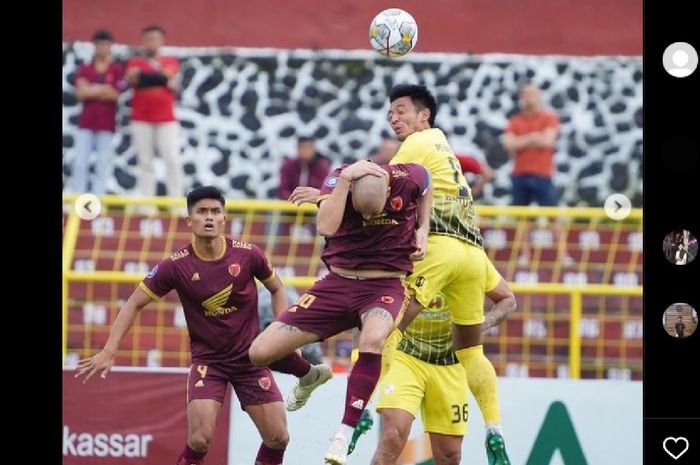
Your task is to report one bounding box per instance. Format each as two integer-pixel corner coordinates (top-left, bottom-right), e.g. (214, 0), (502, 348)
(71, 29), (125, 195)
(503, 83), (572, 265)
(277, 136), (331, 200)
(675, 316), (686, 338)
(127, 25), (183, 201)
(455, 153), (494, 198)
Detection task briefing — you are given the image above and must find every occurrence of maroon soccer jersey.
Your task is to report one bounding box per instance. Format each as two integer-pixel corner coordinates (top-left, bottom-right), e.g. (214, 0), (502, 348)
(76, 61), (126, 132)
(140, 236), (275, 363)
(318, 163), (429, 272)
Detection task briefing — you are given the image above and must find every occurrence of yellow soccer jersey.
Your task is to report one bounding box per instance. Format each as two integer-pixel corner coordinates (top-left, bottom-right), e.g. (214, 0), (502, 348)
(397, 292), (458, 365)
(391, 128), (483, 247)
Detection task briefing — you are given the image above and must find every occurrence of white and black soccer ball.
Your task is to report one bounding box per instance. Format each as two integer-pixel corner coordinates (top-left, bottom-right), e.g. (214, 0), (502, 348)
(369, 8), (418, 58)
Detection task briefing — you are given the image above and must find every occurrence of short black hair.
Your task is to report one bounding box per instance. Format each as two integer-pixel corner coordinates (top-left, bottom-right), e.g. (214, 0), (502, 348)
(142, 24), (166, 36)
(389, 84), (438, 127)
(187, 186), (225, 212)
(92, 29), (114, 42)
(298, 136), (314, 144)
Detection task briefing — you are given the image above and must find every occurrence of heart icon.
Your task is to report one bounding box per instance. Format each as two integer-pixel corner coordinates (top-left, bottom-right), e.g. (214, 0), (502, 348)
(663, 436), (689, 460)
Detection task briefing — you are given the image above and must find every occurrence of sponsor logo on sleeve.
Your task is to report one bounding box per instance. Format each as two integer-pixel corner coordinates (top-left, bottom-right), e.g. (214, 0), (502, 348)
(146, 265), (159, 279)
(325, 176), (339, 187)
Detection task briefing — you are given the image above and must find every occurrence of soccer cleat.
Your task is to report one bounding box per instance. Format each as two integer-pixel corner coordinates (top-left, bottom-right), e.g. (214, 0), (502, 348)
(285, 364), (333, 411)
(324, 433), (349, 465)
(348, 408), (374, 455)
(486, 428), (511, 465)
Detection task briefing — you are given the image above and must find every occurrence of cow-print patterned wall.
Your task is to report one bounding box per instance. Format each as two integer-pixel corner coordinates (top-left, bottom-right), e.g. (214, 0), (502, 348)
(62, 43), (642, 206)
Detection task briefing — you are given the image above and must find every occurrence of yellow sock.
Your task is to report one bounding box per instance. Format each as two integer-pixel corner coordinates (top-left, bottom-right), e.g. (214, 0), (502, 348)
(455, 345), (501, 425)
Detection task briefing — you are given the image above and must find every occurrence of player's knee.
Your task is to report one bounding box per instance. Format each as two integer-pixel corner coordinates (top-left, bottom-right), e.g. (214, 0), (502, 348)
(263, 429), (289, 450)
(379, 424), (407, 453)
(248, 340), (271, 367)
(435, 449), (461, 465)
(188, 429), (213, 453)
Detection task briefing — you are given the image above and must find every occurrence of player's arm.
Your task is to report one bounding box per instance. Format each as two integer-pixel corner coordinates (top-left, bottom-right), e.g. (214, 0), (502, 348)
(317, 160), (386, 236)
(262, 272), (288, 318)
(482, 277), (517, 331)
(75, 74), (101, 101)
(411, 168), (432, 261)
(75, 286), (154, 383)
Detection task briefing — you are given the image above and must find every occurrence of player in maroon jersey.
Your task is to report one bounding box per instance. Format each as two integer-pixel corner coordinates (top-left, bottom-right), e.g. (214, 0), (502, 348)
(249, 160), (432, 465)
(75, 186), (330, 465)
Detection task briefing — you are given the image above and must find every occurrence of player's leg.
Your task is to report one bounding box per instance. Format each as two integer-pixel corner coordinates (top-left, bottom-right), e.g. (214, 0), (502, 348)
(246, 402), (289, 465)
(428, 434), (463, 465)
(421, 360), (468, 465)
(233, 365), (288, 465)
(326, 279), (406, 464)
(369, 409), (414, 465)
(177, 364), (227, 465)
(369, 351), (424, 465)
(449, 247), (511, 465)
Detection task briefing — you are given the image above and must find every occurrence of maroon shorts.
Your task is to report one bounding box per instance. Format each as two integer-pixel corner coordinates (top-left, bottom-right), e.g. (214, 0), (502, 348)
(186, 360), (283, 409)
(276, 272), (408, 340)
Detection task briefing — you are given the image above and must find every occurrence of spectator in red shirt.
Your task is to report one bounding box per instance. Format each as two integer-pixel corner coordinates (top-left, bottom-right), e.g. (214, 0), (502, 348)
(455, 153), (494, 198)
(277, 137), (331, 200)
(503, 83), (572, 265)
(126, 25), (182, 200)
(71, 29), (125, 195)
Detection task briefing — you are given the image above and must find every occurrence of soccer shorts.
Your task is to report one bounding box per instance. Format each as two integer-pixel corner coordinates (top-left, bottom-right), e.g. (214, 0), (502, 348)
(186, 360), (283, 409)
(376, 350), (468, 436)
(404, 235), (502, 325)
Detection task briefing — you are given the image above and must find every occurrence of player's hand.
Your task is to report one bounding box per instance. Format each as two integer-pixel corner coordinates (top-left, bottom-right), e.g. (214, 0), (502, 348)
(410, 227), (428, 261)
(341, 160), (387, 181)
(289, 187), (321, 206)
(75, 350), (116, 384)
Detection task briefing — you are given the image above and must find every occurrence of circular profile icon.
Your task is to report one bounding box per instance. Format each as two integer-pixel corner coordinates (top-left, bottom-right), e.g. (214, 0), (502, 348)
(663, 303), (698, 339)
(662, 42), (698, 78)
(662, 229), (698, 265)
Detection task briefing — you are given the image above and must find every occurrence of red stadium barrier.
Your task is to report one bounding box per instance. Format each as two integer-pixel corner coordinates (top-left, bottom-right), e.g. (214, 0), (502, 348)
(63, 368), (231, 464)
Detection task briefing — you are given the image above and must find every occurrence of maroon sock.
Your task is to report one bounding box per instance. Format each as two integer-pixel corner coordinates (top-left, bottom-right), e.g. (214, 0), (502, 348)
(269, 352), (311, 378)
(254, 443), (285, 465)
(177, 444), (206, 465)
(342, 352), (382, 427)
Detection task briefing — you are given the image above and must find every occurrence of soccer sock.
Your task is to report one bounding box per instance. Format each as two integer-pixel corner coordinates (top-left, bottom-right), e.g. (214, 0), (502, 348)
(455, 345), (502, 427)
(254, 443), (285, 465)
(177, 444), (206, 465)
(342, 352), (382, 429)
(268, 352), (311, 379)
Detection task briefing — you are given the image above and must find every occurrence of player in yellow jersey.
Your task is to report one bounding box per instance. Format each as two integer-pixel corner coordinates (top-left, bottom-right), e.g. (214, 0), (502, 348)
(381, 84), (515, 465)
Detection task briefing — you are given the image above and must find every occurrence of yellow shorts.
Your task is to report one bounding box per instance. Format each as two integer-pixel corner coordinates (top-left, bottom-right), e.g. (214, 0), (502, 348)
(405, 235), (502, 325)
(376, 351), (468, 436)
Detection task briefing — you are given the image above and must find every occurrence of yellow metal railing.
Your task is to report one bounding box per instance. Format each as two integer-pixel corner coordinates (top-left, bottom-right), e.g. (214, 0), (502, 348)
(62, 195), (643, 378)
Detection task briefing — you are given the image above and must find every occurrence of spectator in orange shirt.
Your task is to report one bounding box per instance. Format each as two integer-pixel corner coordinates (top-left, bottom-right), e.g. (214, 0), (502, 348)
(126, 25), (183, 202)
(503, 83), (572, 265)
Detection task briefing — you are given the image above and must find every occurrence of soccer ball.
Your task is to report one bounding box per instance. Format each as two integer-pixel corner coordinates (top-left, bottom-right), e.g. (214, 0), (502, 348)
(369, 8), (418, 58)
